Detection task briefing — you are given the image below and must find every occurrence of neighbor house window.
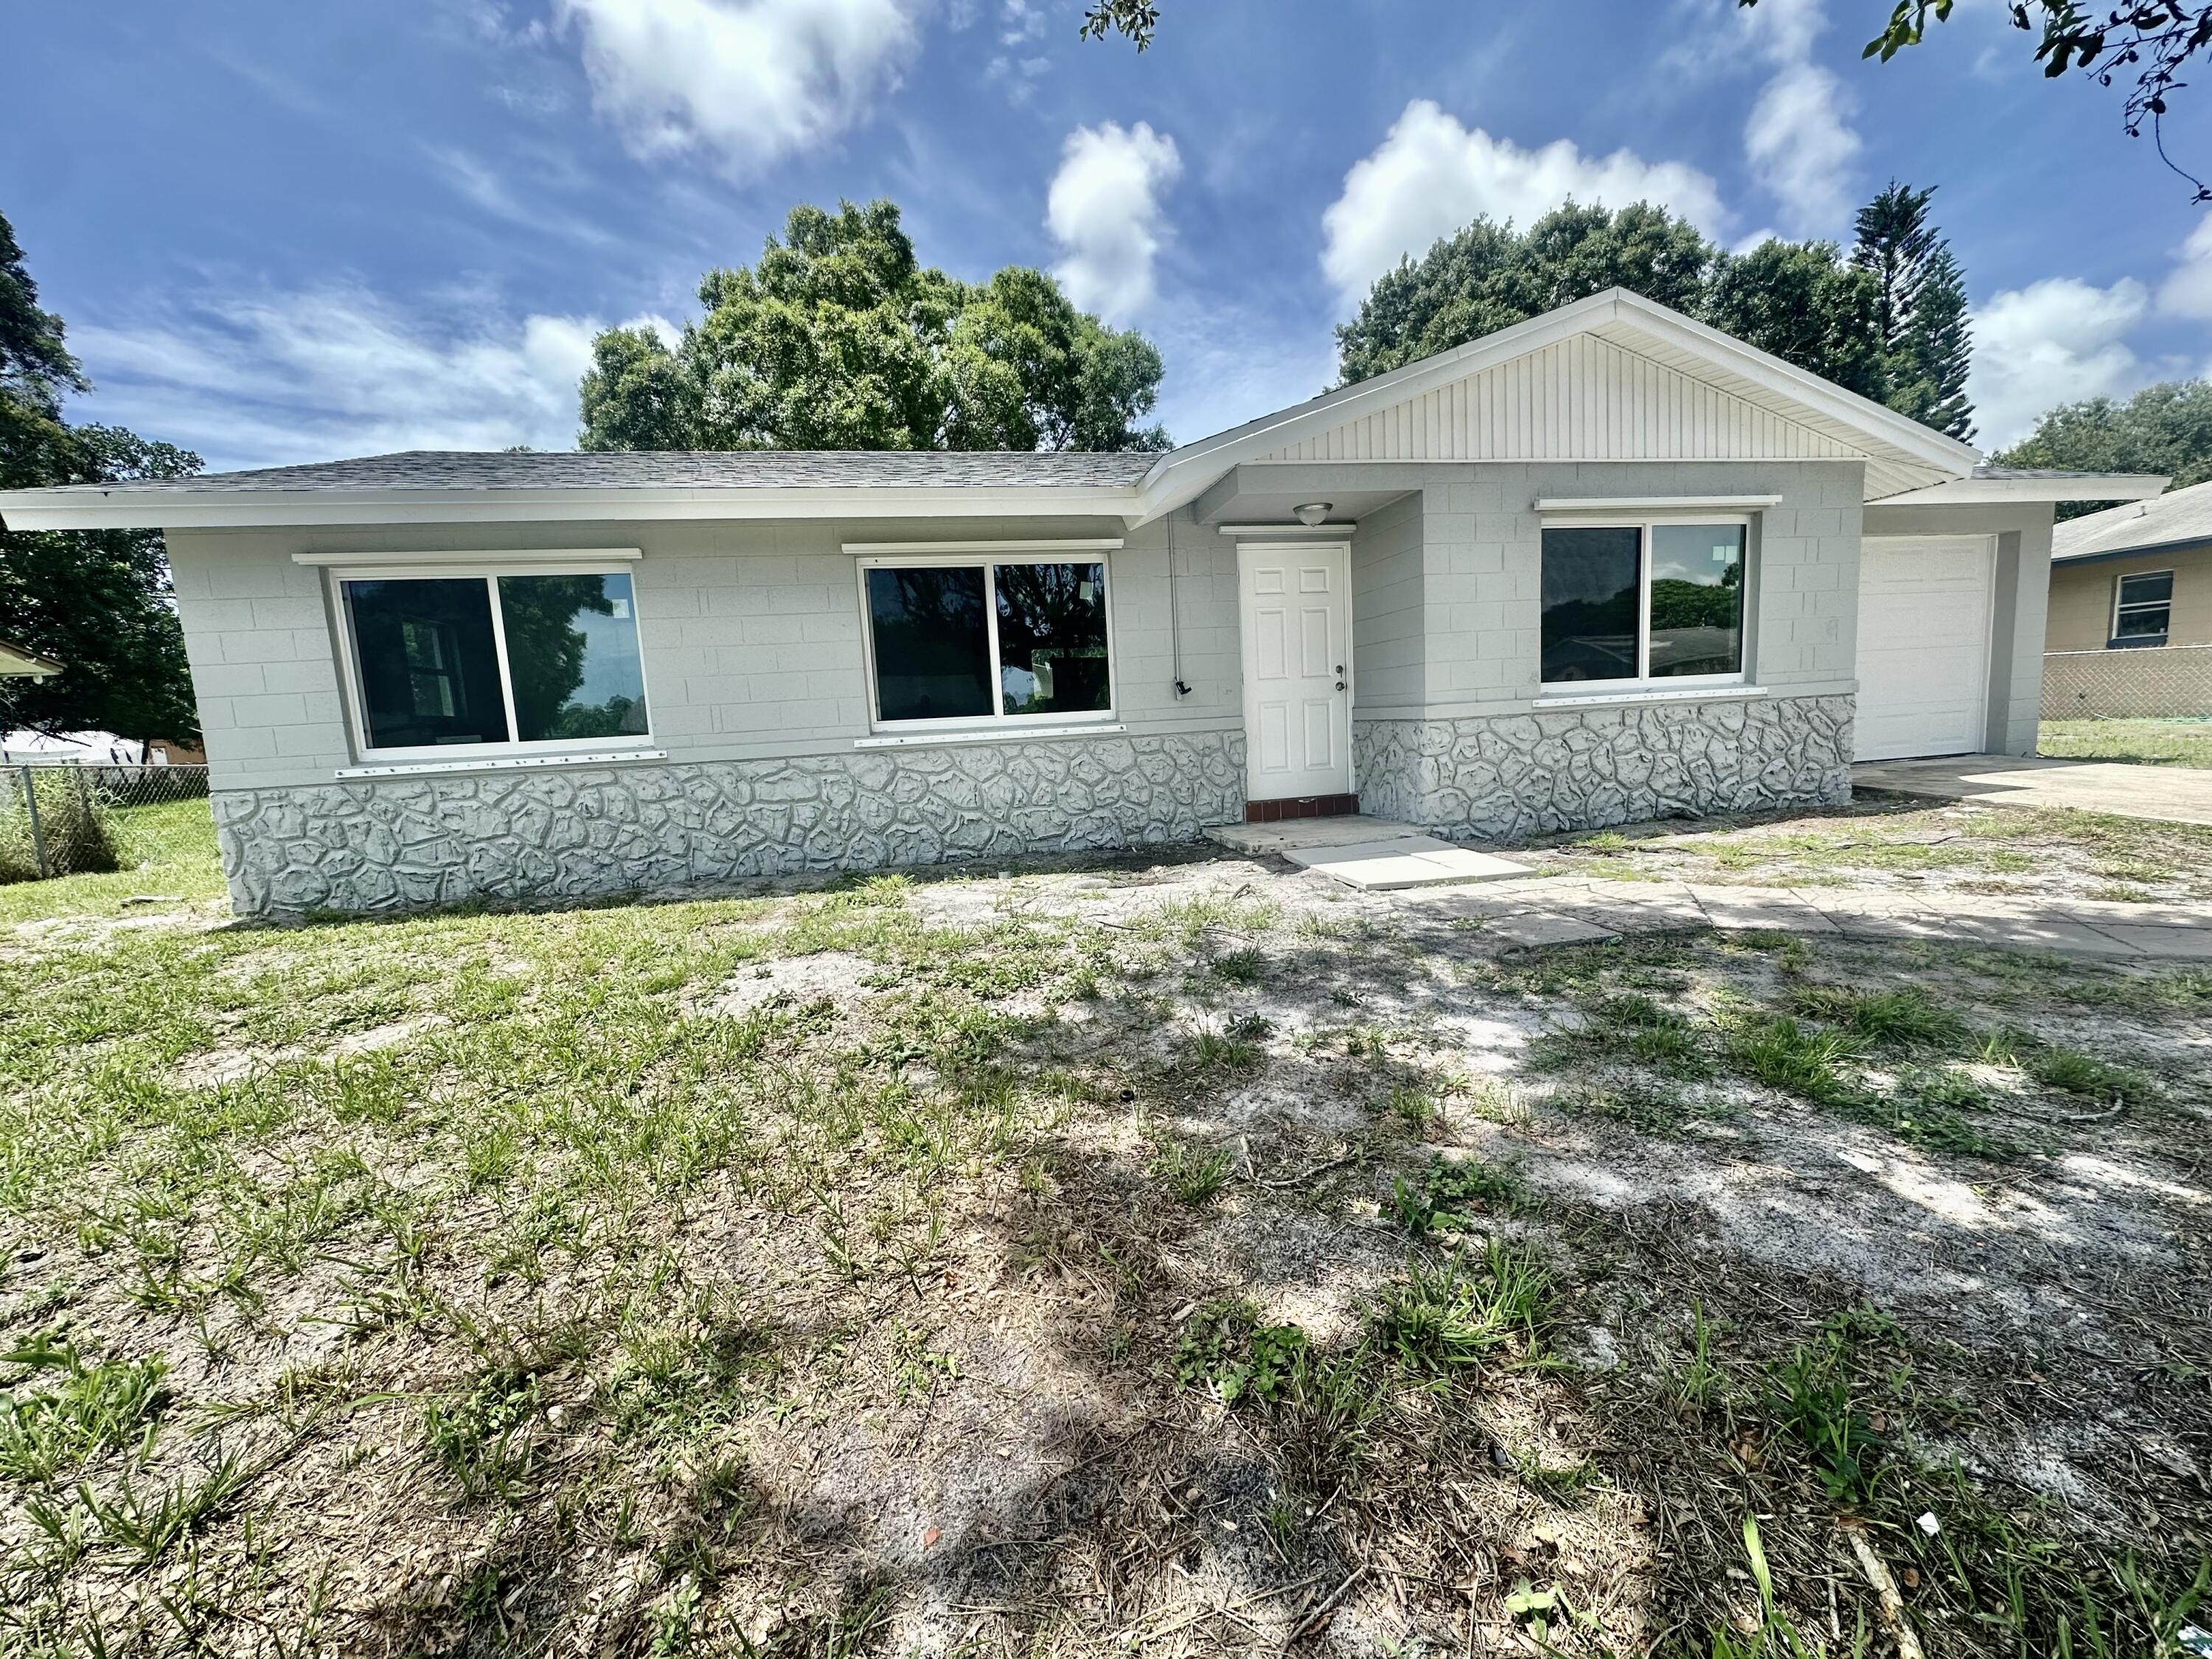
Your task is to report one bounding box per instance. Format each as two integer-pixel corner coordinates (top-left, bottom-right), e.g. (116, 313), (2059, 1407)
(2112, 571), (2173, 646)
(861, 556), (1113, 727)
(1540, 521), (1747, 686)
(339, 569), (649, 756)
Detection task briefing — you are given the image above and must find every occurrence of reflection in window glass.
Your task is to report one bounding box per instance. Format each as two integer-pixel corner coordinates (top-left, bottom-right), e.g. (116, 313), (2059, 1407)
(344, 578), (510, 749)
(497, 572), (650, 741)
(866, 566), (993, 721)
(1540, 527), (1642, 684)
(1648, 524), (1746, 678)
(2114, 571), (2173, 641)
(996, 563), (1109, 716)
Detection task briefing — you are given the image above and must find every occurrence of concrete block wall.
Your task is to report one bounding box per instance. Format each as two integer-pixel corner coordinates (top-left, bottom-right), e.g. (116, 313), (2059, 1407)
(1348, 490), (1425, 712)
(1399, 460), (1867, 716)
(167, 509), (1245, 798)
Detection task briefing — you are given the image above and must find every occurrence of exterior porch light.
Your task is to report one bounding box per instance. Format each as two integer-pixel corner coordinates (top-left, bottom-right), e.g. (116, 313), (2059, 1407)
(1293, 501), (1332, 526)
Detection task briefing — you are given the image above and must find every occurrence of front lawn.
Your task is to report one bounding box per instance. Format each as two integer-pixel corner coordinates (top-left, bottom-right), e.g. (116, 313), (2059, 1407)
(2041, 717), (2212, 769)
(1, 838), (2207, 1656)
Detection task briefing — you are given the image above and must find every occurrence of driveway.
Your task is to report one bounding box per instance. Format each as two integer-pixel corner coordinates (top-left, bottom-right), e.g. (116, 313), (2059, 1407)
(1853, 752), (2212, 826)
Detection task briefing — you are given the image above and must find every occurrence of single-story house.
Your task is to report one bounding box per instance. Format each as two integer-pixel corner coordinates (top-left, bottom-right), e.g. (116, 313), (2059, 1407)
(0, 289), (2163, 917)
(2044, 479), (2211, 720)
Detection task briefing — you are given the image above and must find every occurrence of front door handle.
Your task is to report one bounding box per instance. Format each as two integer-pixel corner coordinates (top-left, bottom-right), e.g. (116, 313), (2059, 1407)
(1335, 664), (1346, 691)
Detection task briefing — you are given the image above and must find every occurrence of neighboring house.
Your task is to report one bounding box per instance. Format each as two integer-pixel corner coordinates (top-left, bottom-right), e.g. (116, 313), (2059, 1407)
(2044, 479), (2212, 720)
(0, 639), (63, 679)
(0, 289), (2161, 917)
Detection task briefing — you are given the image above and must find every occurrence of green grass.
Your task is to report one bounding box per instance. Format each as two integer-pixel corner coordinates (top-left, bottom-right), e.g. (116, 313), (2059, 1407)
(2039, 717), (2212, 770)
(0, 1335), (170, 1483)
(1387, 1152), (1531, 1235)
(1171, 1299), (1311, 1406)
(0, 841), (2199, 1655)
(0, 796), (226, 923)
(1373, 1240), (1551, 1375)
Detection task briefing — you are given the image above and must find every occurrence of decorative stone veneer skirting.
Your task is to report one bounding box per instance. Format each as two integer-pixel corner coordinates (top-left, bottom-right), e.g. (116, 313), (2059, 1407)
(1354, 693), (1854, 841)
(212, 731), (1245, 918)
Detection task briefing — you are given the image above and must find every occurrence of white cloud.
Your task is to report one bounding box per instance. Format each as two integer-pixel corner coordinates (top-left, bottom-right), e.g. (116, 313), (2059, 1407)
(1318, 99), (1728, 305)
(1967, 276), (2152, 446)
(2157, 218), (2212, 318)
(1047, 122), (1183, 322)
(1743, 61), (1861, 234)
(70, 288), (675, 469)
(551, 0), (922, 173)
(1671, 0), (1862, 235)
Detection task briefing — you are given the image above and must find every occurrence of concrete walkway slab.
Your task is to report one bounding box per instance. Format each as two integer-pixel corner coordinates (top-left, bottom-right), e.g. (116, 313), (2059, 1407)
(1854, 754), (2212, 827)
(1480, 912), (1621, 947)
(1284, 837), (1532, 891)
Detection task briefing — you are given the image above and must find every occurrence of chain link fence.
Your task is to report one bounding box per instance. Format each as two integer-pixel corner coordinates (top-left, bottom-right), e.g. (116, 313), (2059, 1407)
(0, 762), (212, 883)
(2042, 645), (2212, 720)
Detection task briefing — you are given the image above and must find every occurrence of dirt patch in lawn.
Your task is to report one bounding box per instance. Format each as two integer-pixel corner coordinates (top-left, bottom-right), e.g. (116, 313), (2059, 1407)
(1, 851), (2206, 1658)
(1510, 790), (2212, 904)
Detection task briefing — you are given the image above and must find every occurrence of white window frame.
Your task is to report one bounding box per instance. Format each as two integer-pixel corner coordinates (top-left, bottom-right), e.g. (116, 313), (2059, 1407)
(2112, 569), (2174, 644)
(326, 560), (655, 764)
(854, 549), (1120, 734)
(1537, 514), (1753, 692)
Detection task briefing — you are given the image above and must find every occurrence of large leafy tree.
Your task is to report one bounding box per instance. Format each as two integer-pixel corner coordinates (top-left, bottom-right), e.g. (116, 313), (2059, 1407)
(0, 211), (202, 748)
(1083, 1), (2212, 196)
(1333, 195), (1971, 437)
(1851, 183), (1974, 439)
(1996, 380), (2212, 515)
(580, 199), (1169, 453)
(1337, 204), (1713, 385)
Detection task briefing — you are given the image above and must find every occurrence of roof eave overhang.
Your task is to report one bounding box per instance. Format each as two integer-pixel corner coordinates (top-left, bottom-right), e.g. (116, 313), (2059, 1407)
(1130, 288), (1984, 523)
(0, 484), (1150, 533)
(1871, 474), (2169, 507)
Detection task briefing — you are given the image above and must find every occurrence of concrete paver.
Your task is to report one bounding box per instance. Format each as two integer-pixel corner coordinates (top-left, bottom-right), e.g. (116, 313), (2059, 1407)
(1284, 837), (1532, 891)
(1478, 912), (1621, 947)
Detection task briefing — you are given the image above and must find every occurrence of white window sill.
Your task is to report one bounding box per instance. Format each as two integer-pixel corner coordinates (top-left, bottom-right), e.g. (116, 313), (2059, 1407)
(854, 722), (1125, 750)
(1534, 684), (1767, 712)
(335, 748), (666, 779)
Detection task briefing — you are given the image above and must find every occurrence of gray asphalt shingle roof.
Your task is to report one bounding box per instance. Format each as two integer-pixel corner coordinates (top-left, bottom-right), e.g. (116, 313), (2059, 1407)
(29, 449), (1163, 495)
(2053, 477), (2212, 560)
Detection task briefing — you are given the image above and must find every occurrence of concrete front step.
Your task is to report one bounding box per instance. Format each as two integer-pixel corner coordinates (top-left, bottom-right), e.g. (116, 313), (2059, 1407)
(1204, 815), (1534, 891)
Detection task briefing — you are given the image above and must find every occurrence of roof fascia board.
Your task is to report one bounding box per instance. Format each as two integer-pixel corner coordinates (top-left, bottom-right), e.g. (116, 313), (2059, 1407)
(2053, 534), (2212, 566)
(1134, 288), (1984, 524)
(0, 484), (1145, 533)
(1872, 474), (2168, 507)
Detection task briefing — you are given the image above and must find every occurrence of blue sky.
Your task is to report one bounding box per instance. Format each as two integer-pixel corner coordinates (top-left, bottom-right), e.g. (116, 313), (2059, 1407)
(5, 0), (2210, 472)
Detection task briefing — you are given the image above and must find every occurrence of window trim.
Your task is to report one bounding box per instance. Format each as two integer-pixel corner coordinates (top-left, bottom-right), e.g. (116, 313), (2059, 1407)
(325, 560), (655, 764)
(854, 549), (1121, 734)
(2111, 568), (2174, 647)
(1536, 513), (1753, 693)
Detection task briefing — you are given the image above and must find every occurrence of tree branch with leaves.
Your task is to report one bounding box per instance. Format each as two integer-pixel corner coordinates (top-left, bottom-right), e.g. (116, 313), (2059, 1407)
(1085, 1), (2212, 197)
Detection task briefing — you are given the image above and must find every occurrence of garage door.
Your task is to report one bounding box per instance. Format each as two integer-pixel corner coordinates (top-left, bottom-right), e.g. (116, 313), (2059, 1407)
(1854, 536), (1994, 762)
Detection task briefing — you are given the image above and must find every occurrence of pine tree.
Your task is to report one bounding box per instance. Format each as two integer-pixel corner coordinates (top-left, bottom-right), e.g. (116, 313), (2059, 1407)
(1851, 183), (1974, 440)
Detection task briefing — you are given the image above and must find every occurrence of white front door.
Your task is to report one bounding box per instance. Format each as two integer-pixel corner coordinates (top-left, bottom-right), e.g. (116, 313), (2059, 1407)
(1854, 535), (1996, 761)
(1237, 541), (1353, 801)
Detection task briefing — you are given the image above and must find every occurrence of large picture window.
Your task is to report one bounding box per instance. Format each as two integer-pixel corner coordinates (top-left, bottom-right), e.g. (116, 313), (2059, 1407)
(1540, 521), (1747, 686)
(340, 568), (649, 757)
(863, 556), (1113, 728)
